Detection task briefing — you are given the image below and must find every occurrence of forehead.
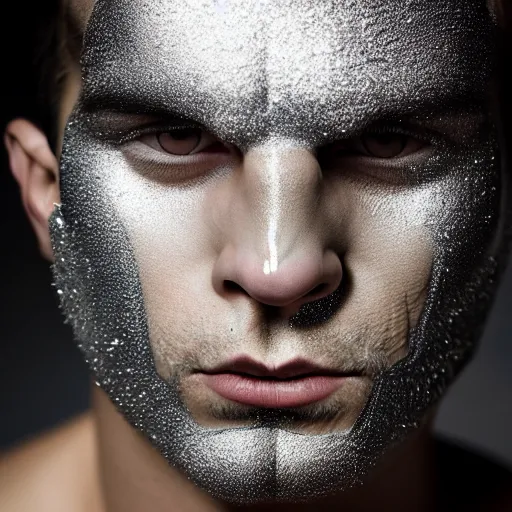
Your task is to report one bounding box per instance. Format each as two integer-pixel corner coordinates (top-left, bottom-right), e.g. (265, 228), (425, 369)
(81, 0), (494, 145)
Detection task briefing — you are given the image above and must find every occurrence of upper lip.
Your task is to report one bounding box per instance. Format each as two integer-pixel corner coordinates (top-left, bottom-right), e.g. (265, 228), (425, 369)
(202, 356), (361, 380)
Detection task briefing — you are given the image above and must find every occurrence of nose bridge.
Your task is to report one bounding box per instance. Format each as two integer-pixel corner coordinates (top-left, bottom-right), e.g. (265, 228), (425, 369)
(241, 144), (322, 272)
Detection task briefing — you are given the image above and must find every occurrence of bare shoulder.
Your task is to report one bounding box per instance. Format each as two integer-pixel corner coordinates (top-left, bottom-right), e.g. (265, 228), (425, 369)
(0, 414), (103, 512)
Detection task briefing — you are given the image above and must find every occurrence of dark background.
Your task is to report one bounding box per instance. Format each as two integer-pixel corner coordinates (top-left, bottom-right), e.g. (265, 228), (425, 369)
(0, 1), (511, 467)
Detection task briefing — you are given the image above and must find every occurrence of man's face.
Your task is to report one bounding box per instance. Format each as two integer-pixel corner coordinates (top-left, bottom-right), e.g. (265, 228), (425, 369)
(52, 0), (505, 502)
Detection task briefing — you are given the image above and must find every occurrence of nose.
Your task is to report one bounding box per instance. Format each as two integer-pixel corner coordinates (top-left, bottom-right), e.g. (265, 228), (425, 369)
(211, 144), (343, 317)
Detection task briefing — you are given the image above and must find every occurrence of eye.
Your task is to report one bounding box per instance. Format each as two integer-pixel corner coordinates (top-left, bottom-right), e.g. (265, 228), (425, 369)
(327, 131), (427, 160)
(158, 129), (201, 155)
(140, 128), (230, 156)
(361, 133), (408, 158)
(355, 132), (425, 159)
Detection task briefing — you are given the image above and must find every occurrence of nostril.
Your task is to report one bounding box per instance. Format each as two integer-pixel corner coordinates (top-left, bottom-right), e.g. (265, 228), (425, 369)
(308, 283), (328, 298)
(224, 280), (246, 294)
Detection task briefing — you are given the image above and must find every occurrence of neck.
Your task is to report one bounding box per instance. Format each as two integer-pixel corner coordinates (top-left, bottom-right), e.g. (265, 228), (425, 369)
(93, 386), (436, 512)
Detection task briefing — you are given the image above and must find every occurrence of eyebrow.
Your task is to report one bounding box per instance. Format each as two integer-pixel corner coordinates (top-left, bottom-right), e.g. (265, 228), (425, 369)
(81, 89), (171, 116)
(79, 88), (198, 131)
(366, 95), (488, 129)
(79, 80), (489, 145)
(82, 80), (488, 112)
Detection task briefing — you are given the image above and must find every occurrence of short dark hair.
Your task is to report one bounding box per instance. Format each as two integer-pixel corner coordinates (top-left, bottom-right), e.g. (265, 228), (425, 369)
(35, 0), (65, 150)
(26, 0), (82, 151)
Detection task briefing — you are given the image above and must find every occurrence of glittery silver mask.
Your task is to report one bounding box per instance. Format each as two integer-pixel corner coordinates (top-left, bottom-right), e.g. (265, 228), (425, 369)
(51, 0), (508, 503)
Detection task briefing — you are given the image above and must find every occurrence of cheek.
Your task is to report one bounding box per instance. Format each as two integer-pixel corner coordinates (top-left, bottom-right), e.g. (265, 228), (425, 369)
(345, 228), (431, 360)
(102, 160), (220, 372)
(331, 183), (434, 359)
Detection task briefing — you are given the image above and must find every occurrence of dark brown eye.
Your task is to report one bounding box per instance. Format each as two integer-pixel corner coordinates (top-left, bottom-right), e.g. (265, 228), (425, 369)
(157, 129), (202, 155)
(360, 133), (408, 158)
(323, 130), (427, 162)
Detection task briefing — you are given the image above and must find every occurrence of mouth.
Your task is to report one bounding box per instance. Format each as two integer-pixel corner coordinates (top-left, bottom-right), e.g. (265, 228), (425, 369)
(198, 356), (361, 409)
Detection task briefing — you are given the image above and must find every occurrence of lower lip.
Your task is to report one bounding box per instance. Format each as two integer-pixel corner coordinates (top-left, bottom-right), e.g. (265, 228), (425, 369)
(201, 373), (346, 408)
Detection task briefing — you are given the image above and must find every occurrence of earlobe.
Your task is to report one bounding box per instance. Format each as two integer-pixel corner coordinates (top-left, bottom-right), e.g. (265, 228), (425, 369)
(4, 119), (60, 261)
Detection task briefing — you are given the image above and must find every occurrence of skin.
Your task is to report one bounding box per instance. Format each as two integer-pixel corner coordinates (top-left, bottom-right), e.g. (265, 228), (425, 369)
(9, 0), (436, 437)
(3, 0), (512, 511)
(0, 414), (103, 512)
(68, 0), (440, 440)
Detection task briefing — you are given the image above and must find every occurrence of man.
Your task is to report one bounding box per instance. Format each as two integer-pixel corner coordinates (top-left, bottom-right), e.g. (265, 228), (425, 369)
(1, 0), (511, 510)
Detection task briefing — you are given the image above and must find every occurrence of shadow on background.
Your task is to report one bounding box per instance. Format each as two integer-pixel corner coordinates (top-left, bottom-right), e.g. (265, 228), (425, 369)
(0, 0), (510, 466)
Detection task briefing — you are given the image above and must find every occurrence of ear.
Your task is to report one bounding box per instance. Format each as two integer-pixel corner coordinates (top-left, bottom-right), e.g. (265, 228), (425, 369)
(4, 119), (60, 261)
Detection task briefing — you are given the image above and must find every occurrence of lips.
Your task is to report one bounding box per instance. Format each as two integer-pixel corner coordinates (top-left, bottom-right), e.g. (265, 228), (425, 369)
(199, 357), (353, 408)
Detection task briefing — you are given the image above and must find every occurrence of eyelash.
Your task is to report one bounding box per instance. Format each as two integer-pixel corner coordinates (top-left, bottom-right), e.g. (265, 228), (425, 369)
(355, 124), (435, 146)
(108, 122), (201, 146)
(100, 119), (441, 159)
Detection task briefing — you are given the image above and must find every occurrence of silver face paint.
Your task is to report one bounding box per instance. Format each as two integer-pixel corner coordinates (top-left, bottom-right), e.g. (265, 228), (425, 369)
(51, 0), (507, 503)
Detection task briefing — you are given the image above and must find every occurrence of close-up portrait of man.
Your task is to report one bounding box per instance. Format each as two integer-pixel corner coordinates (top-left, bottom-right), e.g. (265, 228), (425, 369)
(0, 0), (511, 510)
